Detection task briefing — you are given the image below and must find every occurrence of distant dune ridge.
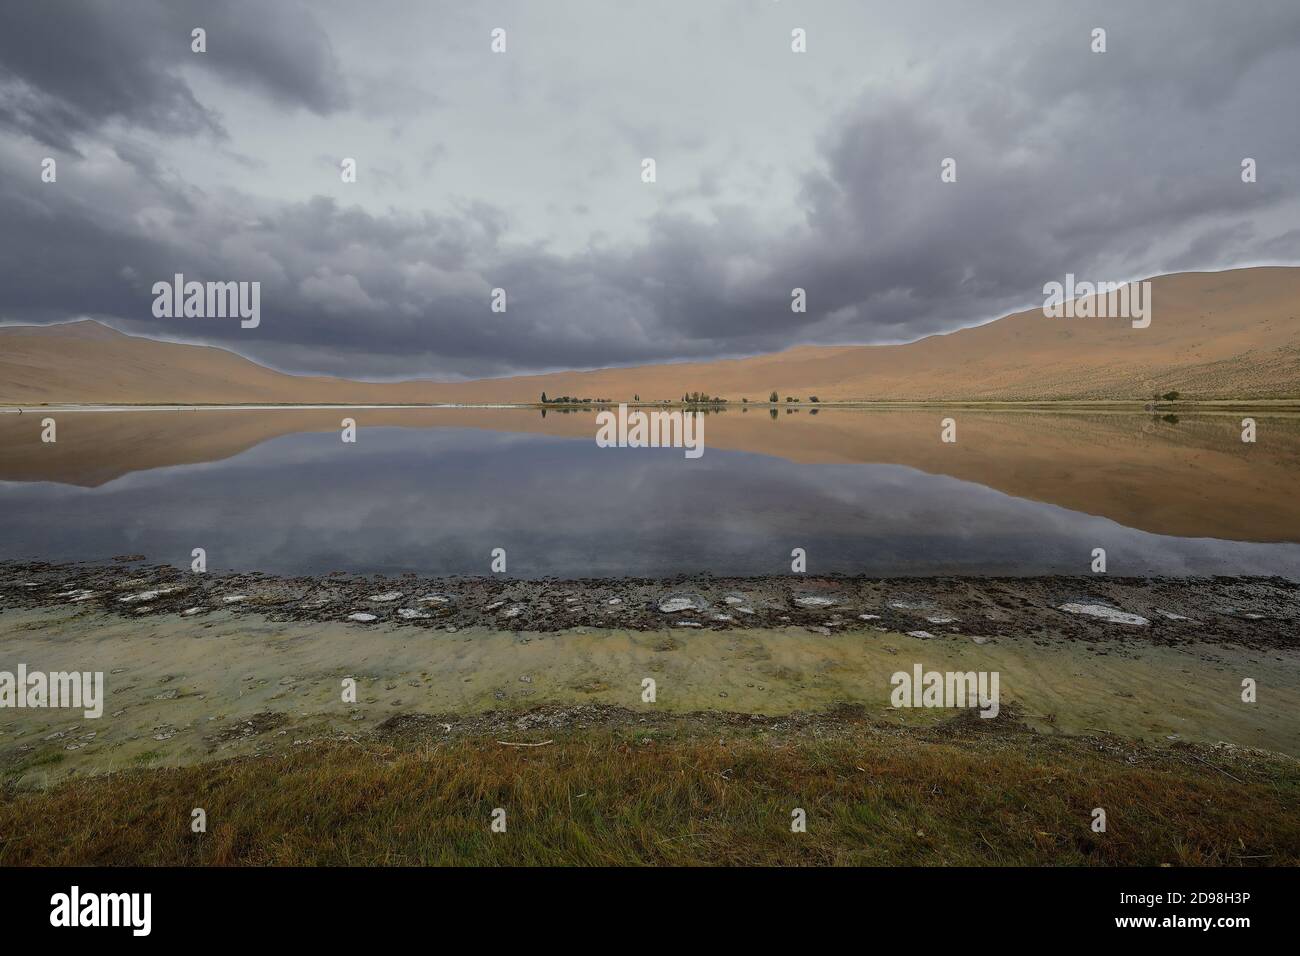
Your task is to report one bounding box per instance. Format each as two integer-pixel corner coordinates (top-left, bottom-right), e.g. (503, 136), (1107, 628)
(2, 267), (1298, 405)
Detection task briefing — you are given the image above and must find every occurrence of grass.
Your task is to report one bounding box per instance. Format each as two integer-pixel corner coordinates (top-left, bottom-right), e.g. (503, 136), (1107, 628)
(2, 711), (1297, 866)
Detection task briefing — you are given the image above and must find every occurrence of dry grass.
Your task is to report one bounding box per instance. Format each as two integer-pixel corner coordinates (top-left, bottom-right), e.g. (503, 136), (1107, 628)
(2, 716), (1297, 866)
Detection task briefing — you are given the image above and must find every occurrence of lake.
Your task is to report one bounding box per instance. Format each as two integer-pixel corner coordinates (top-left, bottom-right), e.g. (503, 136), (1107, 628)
(2, 406), (1299, 578)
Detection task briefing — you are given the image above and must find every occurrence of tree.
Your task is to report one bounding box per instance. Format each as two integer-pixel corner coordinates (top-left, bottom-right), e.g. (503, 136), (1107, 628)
(769, 390), (779, 403)
(1161, 390), (1180, 401)
(540, 392), (548, 404)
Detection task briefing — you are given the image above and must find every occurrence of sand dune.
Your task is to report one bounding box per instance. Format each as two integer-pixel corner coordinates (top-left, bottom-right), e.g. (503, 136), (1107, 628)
(2, 267), (1299, 405)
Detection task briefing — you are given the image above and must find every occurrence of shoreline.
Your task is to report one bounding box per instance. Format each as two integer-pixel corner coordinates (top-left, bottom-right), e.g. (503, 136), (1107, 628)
(7, 399), (1300, 414)
(4, 559), (1298, 648)
(3, 559), (1298, 781)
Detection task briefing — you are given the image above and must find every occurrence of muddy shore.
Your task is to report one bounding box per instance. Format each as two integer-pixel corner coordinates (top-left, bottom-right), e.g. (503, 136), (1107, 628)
(2, 559), (1298, 787)
(3, 558), (1298, 648)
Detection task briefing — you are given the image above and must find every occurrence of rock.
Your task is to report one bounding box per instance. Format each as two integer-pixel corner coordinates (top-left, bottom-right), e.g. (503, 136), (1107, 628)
(347, 612), (378, 622)
(794, 596), (835, 607)
(907, 630), (936, 639)
(397, 608), (430, 620)
(858, 613), (881, 620)
(368, 591), (404, 602)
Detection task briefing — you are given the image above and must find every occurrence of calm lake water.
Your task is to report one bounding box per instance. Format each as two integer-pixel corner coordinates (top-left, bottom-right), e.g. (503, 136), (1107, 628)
(2, 407), (1300, 578)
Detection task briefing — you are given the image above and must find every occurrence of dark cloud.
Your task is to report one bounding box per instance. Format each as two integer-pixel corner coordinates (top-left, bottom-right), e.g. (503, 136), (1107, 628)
(0, 1), (1297, 380)
(0, 0), (346, 152)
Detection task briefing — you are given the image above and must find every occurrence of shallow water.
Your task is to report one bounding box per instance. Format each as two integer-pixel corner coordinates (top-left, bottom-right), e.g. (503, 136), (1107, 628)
(2, 407), (1299, 578)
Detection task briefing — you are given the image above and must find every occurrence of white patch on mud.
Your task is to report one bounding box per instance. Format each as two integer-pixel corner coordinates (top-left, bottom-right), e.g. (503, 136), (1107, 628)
(1058, 603), (1149, 626)
(659, 595), (704, 613)
(119, 587), (181, 603)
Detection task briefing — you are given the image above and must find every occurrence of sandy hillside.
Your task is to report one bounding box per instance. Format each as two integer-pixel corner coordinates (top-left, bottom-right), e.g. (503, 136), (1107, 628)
(2, 267), (1298, 404)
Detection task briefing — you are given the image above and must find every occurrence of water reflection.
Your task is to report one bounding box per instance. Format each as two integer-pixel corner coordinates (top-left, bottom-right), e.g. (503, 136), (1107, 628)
(2, 410), (1299, 578)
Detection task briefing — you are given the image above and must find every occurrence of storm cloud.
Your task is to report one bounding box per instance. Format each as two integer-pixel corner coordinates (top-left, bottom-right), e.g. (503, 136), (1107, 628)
(1, 0), (1297, 379)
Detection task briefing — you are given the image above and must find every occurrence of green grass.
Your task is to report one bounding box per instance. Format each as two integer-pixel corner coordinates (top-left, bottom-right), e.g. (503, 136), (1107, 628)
(2, 714), (1297, 866)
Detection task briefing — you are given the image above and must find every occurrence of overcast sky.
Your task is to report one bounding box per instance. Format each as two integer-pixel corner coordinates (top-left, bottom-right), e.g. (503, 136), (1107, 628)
(1, 0), (1298, 380)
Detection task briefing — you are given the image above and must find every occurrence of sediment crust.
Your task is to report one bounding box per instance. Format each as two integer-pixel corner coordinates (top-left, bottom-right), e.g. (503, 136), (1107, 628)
(3, 558), (1298, 649)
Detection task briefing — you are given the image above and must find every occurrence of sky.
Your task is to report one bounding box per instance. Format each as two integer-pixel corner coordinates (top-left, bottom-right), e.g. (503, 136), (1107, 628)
(1, 0), (1298, 381)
